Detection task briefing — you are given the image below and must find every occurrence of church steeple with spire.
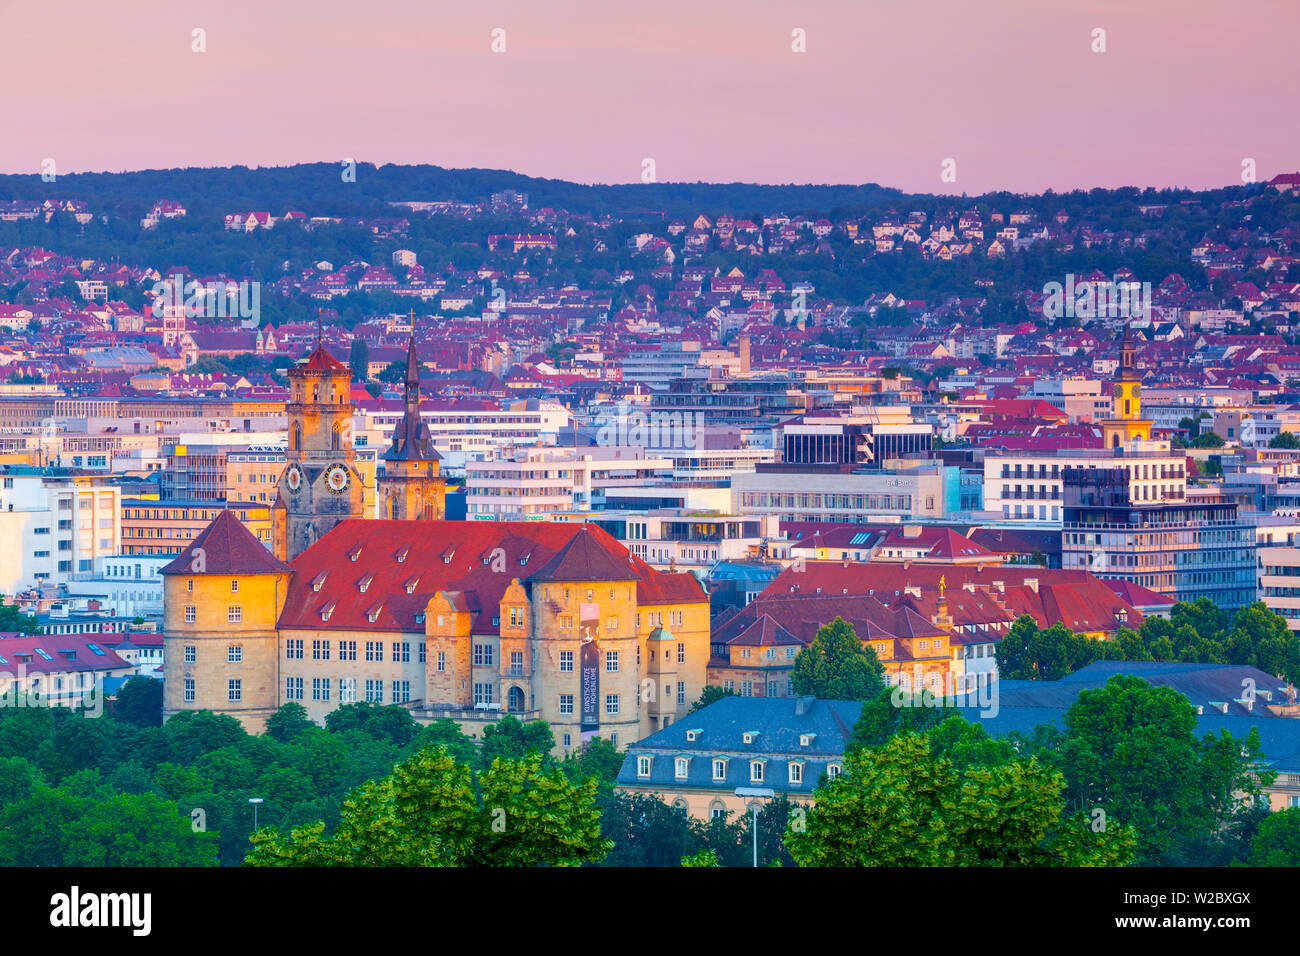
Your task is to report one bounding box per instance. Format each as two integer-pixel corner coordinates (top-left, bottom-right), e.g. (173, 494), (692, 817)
(1101, 321), (1153, 448)
(378, 325), (445, 520)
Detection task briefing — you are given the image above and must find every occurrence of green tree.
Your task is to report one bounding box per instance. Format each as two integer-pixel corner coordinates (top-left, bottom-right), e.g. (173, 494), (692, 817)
(786, 730), (1134, 866)
(349, 338), (369, 381)
(479, 715), (555, 769)
(688, 685), (738, 714)
(113, 676), (164, 727)
(1043, 674), (1271, 864)
(324, 702), (418, 746)
(1269, 431), (1300, 449)
(1249, 807), (1300, 866)
(246, 745), (611, 866)
(790, 617), (884, 700)
(1191, 431), (1224, 448)
(265, 703), (316, 743)
(561, 736), (623, 791)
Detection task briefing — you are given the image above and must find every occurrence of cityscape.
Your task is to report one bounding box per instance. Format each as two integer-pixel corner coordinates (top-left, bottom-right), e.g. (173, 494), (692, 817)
(2, 2), (1299, 932)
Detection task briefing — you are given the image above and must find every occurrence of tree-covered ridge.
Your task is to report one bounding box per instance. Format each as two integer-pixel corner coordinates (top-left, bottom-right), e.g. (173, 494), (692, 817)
(0, 162), (904, 221)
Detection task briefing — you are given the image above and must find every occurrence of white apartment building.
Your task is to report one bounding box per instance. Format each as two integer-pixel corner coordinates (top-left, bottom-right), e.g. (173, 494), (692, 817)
(0, 470), (122, 594)
(465, 447), (673, 518)
(358, 400), (569, 475)
(732, 465), (952, 522)
(549, 510), (788, 577)
(1256, 515), (1300, 630)
(64, 554), (171, 620)
(983, 444), (1186, 525)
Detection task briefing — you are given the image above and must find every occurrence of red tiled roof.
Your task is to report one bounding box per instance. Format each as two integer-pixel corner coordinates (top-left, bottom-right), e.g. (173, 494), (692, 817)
(762, 561), (1142, 635)
(301, 345), (349, 372)
(0, 632), (130, 676)
(276, 519), (704, 633)
(160, 509), (291, 576)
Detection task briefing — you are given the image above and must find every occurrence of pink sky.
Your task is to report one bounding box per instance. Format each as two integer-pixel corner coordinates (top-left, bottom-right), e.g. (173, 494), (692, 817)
(2, 0), (1296, 194)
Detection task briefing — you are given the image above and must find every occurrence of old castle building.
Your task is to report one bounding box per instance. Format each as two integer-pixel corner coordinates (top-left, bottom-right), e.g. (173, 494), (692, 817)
(165, 344), (706, 749)
(162, 513), (711, 748)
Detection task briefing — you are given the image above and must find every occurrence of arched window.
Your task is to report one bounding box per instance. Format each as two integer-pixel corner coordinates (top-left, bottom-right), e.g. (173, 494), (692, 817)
(331, 423), (341, 451)
(290, 422), (301, 451)
(707, 799), (726, 820)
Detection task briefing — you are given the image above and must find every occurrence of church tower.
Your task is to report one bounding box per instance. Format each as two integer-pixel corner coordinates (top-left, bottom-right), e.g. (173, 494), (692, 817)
(1101, 323), (1153, 448)
(277, 338), (365, 560)
(378, 334), (445, 520)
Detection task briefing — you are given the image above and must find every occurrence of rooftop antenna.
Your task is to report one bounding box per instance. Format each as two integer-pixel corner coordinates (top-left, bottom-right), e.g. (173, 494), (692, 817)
(315, 308), (323, 349)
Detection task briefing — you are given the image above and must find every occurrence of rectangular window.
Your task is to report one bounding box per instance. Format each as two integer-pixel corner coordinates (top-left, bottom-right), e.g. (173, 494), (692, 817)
(285, 677), (303, 701)
(559, 694), (574, 715)
(227, 606), (242, 624)
(559, 650), (574, 672)
(789, 763), (803, 784)
(394, 642), (410, 662)
(712, 759), (726, 782)
(183, 678), (195, 703)
(228, 679), (242, 702)
(339, 678), (356, 703)
(392, 680), (411, 703)
(365, 641), (383, 662)
(365, 679), (383, 703)
(228, 645), (242, 664)
(677, 681), (685, 705)
(677, 642), (685, 664)
(183, 645), (196, 664)
(184, 605), (196, 624)
(750, 761), (764, 783)
(605, 693), (620, 715)
(437, 651), (446, 672)
(341, 641), (357, 661)
(605, 650), (619, 672)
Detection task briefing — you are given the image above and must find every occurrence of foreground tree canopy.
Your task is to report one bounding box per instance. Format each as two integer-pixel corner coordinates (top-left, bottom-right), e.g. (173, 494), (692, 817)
(786, 720), (1136, 867)
(245, 745), (611, 867)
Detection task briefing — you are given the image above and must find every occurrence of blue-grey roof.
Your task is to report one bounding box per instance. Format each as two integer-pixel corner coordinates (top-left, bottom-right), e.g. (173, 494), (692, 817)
(617, 696), (860, 795)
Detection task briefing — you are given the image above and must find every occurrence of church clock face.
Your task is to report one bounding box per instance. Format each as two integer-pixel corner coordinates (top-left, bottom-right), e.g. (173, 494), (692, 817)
(285, 463), (304, 494)
(325, 463), (351, 495)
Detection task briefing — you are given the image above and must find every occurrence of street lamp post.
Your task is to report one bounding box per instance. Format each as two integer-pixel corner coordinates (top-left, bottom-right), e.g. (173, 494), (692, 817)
(734, 787), (775, 867)
(249, 797), (264, 830)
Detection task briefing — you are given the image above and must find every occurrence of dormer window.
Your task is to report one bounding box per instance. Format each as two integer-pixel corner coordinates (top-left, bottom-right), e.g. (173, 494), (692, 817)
(712, 758), (728, 781)
(395, 546), (409, 564)
(637, 755), (652, 778)
(749, 759), (766, 783)
(404, 576), (419, 595)
(348, 544), (362, 562)
(685, 728), (702, 743)
(367, 603), (381, 624)
(789, 761), (804, 785)
(320, 601), (336, 622)
(358, 575), (372, 593)
(520, 551), (531, 566)
(800, 733), (816, 747)
(827, 762), (842, 780)
(742, 731), (759, 745)
(674, 757), (689, 779)
(442, 548), (455, 564)
(311, 571), (327, 592)
(415, 612), (426, 624)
